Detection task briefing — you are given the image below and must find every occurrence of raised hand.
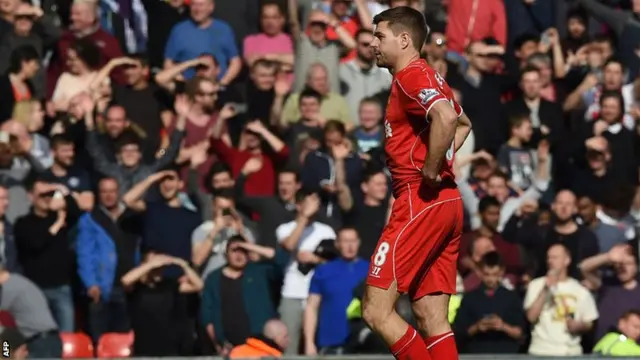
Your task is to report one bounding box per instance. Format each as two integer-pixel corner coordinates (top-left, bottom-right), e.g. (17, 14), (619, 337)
(244, 120), (266, 135)
(300, 194), (321, 218)
(274, 74), (291, 96)
(219, 103), (237, 121)
(242, 156), (264, 175)
(174, 95), (192, 117)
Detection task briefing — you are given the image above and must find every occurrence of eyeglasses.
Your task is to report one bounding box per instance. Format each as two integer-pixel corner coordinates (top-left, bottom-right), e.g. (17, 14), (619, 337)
(433, 38), (446, 46)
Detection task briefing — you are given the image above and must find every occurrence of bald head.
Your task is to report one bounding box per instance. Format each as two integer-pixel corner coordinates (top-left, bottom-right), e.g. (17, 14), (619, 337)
(306, 63), (329, 94)
(553, 189), (577, 222)
(263, 319), (287, 339)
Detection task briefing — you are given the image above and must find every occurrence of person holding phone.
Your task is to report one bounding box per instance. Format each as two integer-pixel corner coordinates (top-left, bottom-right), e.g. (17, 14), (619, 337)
(191, 187), (257, 280)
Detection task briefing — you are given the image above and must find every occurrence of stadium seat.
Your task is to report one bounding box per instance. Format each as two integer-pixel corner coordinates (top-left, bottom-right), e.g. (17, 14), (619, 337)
(60, 332), (94, 358)
(97, 332), (134, 358)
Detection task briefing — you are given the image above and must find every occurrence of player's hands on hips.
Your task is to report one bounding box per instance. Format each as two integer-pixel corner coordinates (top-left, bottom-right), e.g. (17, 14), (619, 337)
(421, 168), (442, 188)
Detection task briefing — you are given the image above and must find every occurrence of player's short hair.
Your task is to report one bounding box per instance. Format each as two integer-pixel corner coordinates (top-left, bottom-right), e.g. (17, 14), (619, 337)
(520, 65), (540, 79)
(373, 7), (429, 52)
(478, 196), (500, 213)
(508, 113), (531, 130)
(479, 251), (504, 269)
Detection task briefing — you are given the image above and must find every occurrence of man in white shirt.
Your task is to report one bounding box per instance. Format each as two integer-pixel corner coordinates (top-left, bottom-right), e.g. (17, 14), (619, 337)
(276, 192), (336, 355)
(524, 243), (599, 356)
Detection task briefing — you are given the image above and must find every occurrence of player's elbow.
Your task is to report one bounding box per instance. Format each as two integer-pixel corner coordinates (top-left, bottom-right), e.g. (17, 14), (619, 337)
(430, 104), (458, 126)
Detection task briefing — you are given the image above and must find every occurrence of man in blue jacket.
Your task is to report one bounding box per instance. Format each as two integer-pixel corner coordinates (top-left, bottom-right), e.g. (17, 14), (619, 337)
(76, 177), (139, 343)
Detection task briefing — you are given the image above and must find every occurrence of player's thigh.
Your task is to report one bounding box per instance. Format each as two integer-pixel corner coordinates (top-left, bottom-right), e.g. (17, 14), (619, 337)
(409, 198), (464, 300)
(366, 195), (412, 293)
(361, 281), (401, 323)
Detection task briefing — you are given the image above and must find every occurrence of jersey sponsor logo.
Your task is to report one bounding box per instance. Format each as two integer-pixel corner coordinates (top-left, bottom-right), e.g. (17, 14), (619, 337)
(434, 72), (445, 88)
(418, 88), (440, 105)
(384, 119), (393, 138)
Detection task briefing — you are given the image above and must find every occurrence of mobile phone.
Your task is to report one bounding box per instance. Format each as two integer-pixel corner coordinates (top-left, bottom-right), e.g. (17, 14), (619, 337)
(0, 131), (9, 144)
(541, 33), (551, 46)
(221, 208), (232, 216)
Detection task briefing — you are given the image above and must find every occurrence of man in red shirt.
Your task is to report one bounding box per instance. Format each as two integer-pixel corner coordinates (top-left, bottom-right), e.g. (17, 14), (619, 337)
(362, 7), (472, 360)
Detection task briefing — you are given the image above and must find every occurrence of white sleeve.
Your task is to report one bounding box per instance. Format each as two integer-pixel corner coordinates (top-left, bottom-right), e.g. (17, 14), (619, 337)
(299, 224), (335, 252)
(577, 288), (599, 323)
(276, 223), (292, 243)
(523, 278), (545, 310)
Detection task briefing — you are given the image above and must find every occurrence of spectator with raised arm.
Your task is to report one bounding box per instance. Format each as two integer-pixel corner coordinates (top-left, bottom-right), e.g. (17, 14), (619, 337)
(201, 235), (290, 356)
(84, 93), (186, 194)
(47, 0), (125, 97)
(211, 112), (289, 197)
(191, 187), (256, 279)
(122, 169), (201, 271)
(163, 0), (241, 87)
(122, 251), (203, 356)
(524, 243), (599, 356)
(287, 0), (355, 94)
(276, 192), (335, 355)
(14, 179), (82, 332)
(281, 63), (353, 128)
(76, 177), (138, 343)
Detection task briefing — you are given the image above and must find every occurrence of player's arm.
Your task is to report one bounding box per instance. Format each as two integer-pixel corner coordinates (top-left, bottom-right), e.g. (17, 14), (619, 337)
(423, 100), (458, 179)
(454, 112), (472, 153)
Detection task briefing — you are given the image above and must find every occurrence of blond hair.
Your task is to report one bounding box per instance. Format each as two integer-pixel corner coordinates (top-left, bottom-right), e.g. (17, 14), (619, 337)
(11, 100), (38, 128)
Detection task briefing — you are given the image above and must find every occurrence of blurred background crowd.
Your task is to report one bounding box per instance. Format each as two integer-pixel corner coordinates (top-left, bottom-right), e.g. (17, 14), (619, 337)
(0, 0), (640, 358)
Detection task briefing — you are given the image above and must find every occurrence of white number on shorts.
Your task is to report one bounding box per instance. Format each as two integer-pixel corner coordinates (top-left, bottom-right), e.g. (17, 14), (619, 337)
(374, 242), (390, 266)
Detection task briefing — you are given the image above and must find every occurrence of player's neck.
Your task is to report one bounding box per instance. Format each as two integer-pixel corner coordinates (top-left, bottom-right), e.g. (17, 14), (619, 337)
(392, 52), (421, 73)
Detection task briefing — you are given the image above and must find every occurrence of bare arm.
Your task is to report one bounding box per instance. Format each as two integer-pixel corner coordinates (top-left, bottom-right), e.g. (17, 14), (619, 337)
(353, 0), (372, 30)
(175, 259), (204, 293)
(73, 192), (95, 211)
(89, 57), (134, 91)
(281, 215), (310, 251)
(423, 101), (458, 176)
(155, 59), (201, 92)
(270, 93), (287, 128)
(122, 172), (167, 211)
(526, 286), (549, 324)
(454, 112), (472, 152)
(192, 227), (223, 267)
(121, 262), (157, 288)
(304, 294), (321, 352)
(287, 0), (302, 40)
(219, 57), (243, 87)
(334, 157), (353, 212)
(563, 74), (598, 112)
(329, 19), (357, 50)
(237, 241), (276, 259)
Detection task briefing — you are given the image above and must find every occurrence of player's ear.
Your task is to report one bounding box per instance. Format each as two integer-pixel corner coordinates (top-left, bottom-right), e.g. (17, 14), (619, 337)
(400, 32), (411, 50)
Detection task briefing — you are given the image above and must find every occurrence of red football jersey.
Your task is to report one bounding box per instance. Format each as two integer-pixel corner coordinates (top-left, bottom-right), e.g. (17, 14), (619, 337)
(384, 59), (464, 197)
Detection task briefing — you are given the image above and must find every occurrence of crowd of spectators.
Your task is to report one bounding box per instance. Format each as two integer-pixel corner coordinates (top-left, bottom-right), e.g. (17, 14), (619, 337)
(0, 0), (640, 358)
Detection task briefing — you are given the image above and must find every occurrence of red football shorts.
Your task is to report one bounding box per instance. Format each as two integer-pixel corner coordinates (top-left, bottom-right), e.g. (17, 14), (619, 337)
(366, 183), (463, 300)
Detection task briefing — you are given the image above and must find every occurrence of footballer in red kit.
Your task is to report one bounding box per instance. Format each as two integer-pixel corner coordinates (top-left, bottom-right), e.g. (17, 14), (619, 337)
(361, 6), (472, 360)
